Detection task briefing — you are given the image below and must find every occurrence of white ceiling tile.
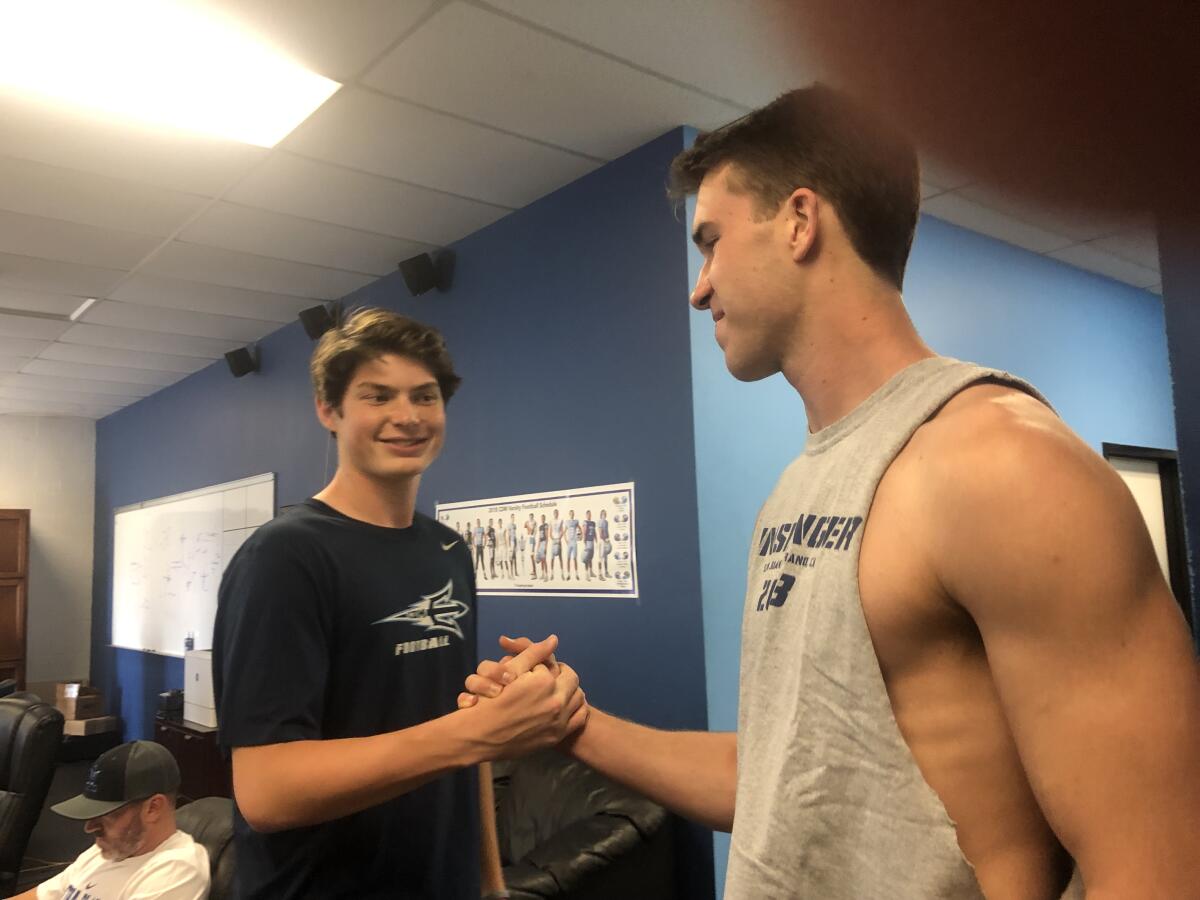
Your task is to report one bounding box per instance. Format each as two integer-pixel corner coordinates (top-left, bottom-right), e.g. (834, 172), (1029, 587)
(0, 356), (29, 372)
(1047, 244), (1161, 289)
(1, 372), (156, 398)
(0, 312), (70, 341)
(0, 287), (81, 317)
(0, 251), (126, 297)
(281, 88), (599, 209)
(81, 300), (277, 343)
(0, 92), (269, 197)
(1091, 229), (1161, 271)
(954, 183), (1136, 244)
(918, 156), (974, 194)
(112, 273), (313, 323)
(228, 152), (510, 245)
(0, 398), (122, 419)
(920, 180), (947, 200)
(922, 192), (1076, 254)
(59, 323), (240, 359)
(178, 202), (431, 277)
(39, 341), (210, 374)
(0, 210), (160, 270)
(210, 0), (435, 81)
(0, 336), (50, 356)
(21, 358), (185, 387)
(0, 155), (208, 236)
(365, 4), (745, 158)
(475, 0), (808, 109)
(138, 241), (374, 299)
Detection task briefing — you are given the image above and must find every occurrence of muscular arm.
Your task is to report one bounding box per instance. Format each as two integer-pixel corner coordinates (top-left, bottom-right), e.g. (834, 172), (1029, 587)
(928, 396), (1200, 897)
(567, 708), (737, 832)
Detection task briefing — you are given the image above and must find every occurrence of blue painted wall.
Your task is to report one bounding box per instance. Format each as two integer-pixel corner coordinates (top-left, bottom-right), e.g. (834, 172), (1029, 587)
(688, 212), (1177, 896)
(93, 129), (714, 895)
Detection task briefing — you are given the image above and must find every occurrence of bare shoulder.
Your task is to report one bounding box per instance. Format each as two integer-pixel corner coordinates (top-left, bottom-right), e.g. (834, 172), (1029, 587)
(898, 380), (1162, 617)
(906, 381), (1119, 510)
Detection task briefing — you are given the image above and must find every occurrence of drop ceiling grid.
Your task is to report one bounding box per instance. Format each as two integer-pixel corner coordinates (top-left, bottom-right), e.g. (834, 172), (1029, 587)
(0, 0), (1170, 416)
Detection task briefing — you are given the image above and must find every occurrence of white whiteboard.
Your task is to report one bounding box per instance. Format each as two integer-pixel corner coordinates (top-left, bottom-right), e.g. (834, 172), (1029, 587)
(112, 473), (274, 656)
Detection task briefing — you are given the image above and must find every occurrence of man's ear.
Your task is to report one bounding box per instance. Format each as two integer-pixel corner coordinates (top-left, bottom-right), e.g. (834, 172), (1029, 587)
(143, 794), (168, 823)
(314, 395), (340, 434)
(784, 187), (820, 263)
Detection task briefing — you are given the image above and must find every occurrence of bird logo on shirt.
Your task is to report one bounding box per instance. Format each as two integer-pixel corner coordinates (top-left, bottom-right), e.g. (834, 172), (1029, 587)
(372, 580), (469, 640)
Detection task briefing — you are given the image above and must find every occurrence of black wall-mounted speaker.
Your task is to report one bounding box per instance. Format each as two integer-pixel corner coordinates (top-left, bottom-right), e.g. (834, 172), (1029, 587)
(399, 250), (455, 296)
(225, 345), (259, 378)
(299, 303), (337, 340)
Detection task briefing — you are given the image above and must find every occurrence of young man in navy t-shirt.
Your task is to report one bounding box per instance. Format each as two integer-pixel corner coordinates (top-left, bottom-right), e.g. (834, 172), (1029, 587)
(214, 308), (585, 899)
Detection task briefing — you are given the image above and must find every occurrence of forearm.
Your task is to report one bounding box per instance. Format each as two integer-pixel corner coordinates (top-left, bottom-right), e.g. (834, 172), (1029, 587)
(566, 708), (736, 831)
(478, 761), (505, 893)
(233, 709), (485, 832)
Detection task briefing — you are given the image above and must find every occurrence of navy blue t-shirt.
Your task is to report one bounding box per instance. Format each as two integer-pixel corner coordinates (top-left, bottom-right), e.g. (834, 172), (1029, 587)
(213, 499), (480, 899)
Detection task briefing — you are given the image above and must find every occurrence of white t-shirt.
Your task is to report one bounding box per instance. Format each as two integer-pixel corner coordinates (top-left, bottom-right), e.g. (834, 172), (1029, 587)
(38, 829), (210, 900)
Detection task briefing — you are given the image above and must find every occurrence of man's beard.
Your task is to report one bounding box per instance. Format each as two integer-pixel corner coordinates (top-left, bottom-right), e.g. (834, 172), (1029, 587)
(98, 817), (145, 861)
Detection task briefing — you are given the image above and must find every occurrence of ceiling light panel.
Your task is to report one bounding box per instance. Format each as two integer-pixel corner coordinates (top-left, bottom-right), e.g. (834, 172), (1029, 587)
(0, 0), (341, 147)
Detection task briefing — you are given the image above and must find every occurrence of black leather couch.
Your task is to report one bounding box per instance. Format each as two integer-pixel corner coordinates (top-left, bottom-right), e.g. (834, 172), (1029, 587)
(176, 751), (675, 899)
(175, 797), (236, 900)
(0, 693), (65, 897)
(494, 749), (676, 899)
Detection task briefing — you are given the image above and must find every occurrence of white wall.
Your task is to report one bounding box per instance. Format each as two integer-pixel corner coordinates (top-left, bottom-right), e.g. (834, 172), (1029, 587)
(0, 415), (95, 683)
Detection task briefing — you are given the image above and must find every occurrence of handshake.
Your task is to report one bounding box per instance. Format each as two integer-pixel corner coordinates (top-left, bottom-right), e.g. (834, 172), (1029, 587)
(457, 635), (590, 759)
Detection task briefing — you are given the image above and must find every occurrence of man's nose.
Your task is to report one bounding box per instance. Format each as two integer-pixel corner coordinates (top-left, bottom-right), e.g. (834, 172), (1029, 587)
(85, 818), (101, 834)
(390, 401), (421, 425)
(690, 268), (712, 310)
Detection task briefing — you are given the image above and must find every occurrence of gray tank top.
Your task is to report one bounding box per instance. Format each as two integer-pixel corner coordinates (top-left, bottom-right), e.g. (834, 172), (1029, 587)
(725, 357), (1085, 899)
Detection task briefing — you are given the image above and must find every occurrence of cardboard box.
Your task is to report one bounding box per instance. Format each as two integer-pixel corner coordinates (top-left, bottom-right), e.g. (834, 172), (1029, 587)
(63, 715), (120, 736)
(57, 693), (105, 720)
(55, 681), (97, 702)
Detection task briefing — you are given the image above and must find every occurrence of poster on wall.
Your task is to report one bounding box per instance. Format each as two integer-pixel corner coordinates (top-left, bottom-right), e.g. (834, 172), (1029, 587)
(436, 482), (637, 598)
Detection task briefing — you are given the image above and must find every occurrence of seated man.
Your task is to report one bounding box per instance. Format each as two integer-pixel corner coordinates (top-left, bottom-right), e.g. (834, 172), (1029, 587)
(20, 740), (210, 900)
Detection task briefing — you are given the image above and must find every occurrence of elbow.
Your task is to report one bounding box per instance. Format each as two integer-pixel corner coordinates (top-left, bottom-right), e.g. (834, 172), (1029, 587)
(232, 764), (298, 833)
(236, 792), (292, 834)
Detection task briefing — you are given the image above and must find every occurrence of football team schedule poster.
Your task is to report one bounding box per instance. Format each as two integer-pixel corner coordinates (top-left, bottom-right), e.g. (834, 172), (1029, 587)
(436, 482), (638, 598)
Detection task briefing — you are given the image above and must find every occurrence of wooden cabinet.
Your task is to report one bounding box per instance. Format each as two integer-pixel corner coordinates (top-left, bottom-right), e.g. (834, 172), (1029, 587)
(0, 510), (29, 689)
(153, 718), (232, 802)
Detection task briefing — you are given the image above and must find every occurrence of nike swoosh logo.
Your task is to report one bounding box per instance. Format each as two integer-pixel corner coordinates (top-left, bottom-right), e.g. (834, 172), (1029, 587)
(442, 540), (459, 551)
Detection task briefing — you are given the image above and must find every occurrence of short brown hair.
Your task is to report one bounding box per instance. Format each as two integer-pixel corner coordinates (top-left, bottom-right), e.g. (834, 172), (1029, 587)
(310, 307), (462, 410)
(669, 84), (920, 288)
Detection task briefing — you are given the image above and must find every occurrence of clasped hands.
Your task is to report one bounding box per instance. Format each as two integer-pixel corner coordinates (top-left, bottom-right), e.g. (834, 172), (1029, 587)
(458, 635), (588, 757)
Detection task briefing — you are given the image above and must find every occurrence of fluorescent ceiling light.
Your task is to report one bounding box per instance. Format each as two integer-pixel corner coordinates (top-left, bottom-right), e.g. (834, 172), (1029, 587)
(0, 0), (341, 147)
(69, 297), (98, 321)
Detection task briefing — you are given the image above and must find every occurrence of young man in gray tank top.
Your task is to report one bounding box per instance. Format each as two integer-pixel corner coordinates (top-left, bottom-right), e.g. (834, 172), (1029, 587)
(461, 86), (1200, 898)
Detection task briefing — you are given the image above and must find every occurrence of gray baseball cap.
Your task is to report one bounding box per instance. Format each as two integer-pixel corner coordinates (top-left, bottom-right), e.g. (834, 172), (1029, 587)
(52, 740), (181, 820)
